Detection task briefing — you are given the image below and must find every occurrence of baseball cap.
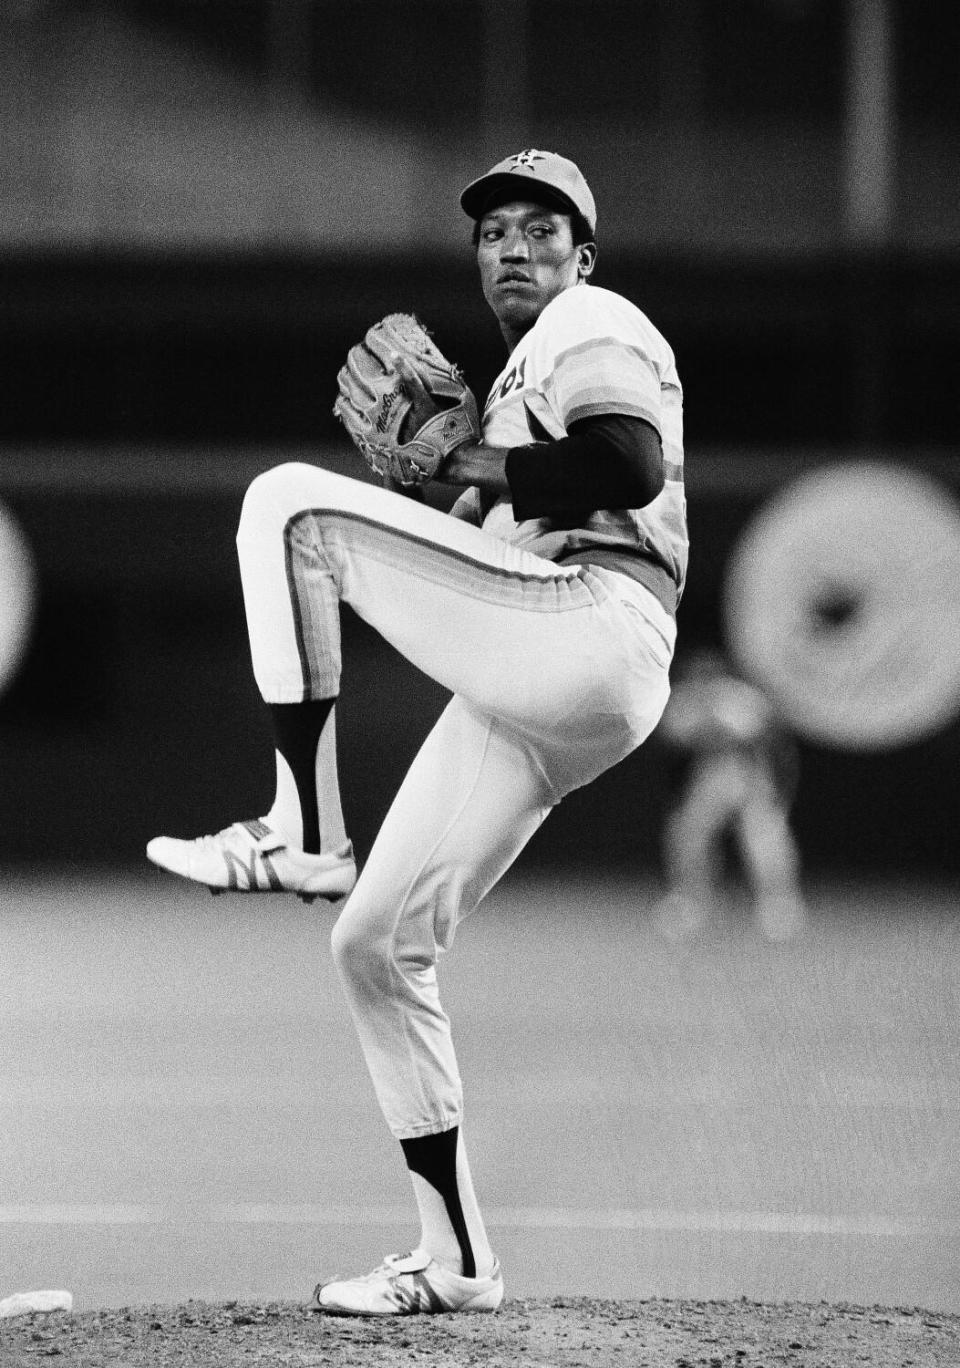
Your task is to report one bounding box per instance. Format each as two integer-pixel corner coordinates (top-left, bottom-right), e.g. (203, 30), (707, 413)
(460, 149), (597, 234)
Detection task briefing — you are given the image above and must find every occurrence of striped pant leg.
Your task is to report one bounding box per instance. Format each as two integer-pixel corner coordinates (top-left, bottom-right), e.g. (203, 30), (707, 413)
(236, 462), (667, 776)
(235, 461), (594, 710)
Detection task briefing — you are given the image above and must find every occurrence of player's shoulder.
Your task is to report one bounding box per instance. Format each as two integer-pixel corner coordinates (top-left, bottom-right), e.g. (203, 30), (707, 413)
(540, 282), (640, 325)
(537, 283), (670, 354)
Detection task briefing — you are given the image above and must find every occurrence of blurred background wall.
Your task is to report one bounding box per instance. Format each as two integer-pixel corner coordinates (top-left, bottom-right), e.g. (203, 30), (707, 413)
(0, 0), (957, 876)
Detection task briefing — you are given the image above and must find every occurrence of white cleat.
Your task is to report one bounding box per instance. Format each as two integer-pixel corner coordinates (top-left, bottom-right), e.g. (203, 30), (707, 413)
(145, 818), (356, 904)
(308, 1249), (504, 1317)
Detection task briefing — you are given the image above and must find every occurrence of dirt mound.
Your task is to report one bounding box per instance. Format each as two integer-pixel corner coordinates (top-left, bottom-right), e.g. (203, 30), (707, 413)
(2, 1296), (957, 1366)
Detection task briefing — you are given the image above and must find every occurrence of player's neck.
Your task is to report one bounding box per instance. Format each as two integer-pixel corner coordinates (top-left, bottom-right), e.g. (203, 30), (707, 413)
(499, 318), (532, 352)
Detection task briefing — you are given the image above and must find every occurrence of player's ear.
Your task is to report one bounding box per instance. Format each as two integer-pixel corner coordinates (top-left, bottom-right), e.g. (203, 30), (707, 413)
(577, 243), (597, 279)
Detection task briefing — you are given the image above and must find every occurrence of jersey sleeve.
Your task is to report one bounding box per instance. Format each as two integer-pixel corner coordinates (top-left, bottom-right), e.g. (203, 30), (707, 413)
(533, 288), (667, 435)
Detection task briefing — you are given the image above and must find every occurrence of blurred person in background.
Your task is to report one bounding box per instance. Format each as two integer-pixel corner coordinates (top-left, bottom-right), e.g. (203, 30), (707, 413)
(147, 150), (686, 1316)
(652, 648), (807, 942)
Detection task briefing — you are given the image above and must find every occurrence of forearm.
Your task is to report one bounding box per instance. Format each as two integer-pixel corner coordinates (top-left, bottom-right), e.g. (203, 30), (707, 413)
(435, 442), (511, 494)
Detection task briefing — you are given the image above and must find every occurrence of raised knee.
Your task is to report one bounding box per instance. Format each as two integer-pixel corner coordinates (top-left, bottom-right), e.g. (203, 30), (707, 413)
(238, 464), (358, 547)
(239, 461), (315, 530)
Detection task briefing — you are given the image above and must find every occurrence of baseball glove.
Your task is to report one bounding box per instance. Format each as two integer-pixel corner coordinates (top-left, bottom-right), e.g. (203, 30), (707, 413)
(334, 313), (480, 485)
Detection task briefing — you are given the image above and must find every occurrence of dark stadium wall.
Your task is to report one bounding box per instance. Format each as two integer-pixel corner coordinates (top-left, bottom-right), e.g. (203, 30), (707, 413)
(1, 249), (957, 872)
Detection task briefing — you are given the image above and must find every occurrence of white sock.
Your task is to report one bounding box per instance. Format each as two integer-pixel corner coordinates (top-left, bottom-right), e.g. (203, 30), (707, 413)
(266, 751), (302, 846)
(315, 707), (349, 853)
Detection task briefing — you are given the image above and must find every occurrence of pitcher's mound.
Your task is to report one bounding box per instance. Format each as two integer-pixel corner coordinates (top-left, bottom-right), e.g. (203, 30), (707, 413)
(1, 1295), (957, 1366)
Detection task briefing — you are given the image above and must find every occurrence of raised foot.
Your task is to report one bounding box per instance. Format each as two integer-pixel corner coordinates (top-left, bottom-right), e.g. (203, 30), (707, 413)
(146, 819), (356, 900)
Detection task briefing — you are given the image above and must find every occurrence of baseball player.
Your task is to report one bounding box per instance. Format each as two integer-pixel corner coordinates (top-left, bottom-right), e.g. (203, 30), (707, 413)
(147, 150), (687, 1315)
(653, 649), (807, 941)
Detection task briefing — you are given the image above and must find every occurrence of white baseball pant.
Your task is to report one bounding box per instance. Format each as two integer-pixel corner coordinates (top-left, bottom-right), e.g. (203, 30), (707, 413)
(236, 463), (674, 1138)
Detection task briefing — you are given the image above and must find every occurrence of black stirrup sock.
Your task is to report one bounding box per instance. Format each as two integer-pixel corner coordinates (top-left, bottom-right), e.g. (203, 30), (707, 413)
(267, 699), (334, 855)
(400, 1126), (476, 1279)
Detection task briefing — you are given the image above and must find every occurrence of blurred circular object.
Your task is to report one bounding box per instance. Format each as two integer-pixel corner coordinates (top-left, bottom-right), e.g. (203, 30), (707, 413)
(0, 498), (37, 697)
(722, 461), (960, 750)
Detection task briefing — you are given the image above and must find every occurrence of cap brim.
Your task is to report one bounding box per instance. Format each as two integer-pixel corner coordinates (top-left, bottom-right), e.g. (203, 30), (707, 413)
(459, 172), (583, 225)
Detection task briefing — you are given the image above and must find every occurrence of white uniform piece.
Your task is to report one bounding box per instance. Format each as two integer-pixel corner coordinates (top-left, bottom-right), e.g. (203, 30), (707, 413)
(237, 282), (685, 1139)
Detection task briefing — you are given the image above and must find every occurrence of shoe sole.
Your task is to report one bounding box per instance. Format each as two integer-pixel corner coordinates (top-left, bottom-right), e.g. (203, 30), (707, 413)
(146, 849), (356, 905)
(309, 1296), (503, 1316)
(307, 1279), (504, 1316)
(208, 871), (355, 906)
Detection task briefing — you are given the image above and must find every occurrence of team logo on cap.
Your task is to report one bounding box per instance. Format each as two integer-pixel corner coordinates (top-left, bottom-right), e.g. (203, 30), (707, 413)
(509, 149), (546, 170)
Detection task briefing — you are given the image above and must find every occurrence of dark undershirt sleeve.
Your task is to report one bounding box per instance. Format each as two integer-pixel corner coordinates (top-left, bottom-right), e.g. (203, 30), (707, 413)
(504, 414), (664, 523)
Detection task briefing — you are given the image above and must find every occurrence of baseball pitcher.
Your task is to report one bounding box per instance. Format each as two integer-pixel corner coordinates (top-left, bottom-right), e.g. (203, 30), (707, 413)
(147, 150), (687, 1315)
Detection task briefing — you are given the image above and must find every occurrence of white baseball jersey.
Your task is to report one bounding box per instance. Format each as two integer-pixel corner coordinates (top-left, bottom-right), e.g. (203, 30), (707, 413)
(472, 282), (687, 607)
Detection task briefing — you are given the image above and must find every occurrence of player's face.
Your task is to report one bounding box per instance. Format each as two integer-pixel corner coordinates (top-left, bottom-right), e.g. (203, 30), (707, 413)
(476, 200), (594, 344)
